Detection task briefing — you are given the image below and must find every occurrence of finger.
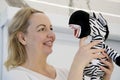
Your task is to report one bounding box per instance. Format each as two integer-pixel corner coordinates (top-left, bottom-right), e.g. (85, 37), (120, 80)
(99, 66), (110, 74)
(100, 59), (114, 70)
(108, 58), (113, 64)
(92, 53), (105, 59)
(79, 37), (87, 47)
(101, 52), (109, 59)
(89, 48), (105, 55)
(89, 49), (105, 59)
(86, 40), (102, 49)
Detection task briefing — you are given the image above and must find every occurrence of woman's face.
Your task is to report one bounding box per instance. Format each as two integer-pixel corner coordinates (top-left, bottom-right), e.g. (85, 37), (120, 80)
(24, 13), (55, 55)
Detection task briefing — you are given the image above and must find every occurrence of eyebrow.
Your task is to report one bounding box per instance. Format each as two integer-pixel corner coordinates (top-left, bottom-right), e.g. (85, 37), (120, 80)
(36, 24), (52, 29)
(36, 24), (46, 29)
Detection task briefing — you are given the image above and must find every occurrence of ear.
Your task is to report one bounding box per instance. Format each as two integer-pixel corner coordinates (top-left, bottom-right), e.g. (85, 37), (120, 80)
(17, 32), (27, 45)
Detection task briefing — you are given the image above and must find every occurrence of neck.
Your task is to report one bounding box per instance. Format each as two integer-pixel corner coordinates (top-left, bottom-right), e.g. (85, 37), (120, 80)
(23, 55), (48, 69)
(21, 48), (56, 79)
(21, 57), (56, 79)
(24, 47), (50, 68)
(23, 50), (50, 69)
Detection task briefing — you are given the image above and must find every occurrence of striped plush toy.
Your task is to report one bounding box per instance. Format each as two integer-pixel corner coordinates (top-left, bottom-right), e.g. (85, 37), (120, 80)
(68, 10), (120, 80)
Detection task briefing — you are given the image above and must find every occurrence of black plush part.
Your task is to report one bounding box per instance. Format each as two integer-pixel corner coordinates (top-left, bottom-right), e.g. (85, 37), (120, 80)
(115, 56), (120, 66)
(104, 25), (109, 41)
(69, 10), (91, 38)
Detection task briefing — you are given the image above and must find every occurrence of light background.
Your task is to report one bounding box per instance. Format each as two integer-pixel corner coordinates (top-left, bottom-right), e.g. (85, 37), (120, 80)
(0, 0), (120, 80)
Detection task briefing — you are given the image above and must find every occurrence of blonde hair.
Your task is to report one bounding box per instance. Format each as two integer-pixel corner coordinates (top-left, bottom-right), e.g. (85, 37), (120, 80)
(4, 7), (44, 70)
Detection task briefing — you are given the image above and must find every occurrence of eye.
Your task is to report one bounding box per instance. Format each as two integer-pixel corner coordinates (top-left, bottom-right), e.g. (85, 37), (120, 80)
(50, 27), (53, 31)
(38, 27), (46, 32)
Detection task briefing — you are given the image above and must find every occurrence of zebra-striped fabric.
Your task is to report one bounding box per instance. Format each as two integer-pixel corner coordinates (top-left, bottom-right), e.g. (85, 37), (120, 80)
(69, 12), (120, 80)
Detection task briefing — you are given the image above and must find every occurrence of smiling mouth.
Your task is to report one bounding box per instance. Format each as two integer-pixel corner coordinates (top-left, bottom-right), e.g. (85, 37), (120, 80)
(43, 41), (53, 47)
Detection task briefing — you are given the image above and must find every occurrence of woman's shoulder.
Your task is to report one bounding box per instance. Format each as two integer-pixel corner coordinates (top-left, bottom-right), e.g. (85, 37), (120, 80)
(5, 67), (30, 80)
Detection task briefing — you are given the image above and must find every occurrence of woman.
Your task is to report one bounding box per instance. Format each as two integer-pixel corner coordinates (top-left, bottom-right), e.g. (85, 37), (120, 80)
(4, 7), (113, 80)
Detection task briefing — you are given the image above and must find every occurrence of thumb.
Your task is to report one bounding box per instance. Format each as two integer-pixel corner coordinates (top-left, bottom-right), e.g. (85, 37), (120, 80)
(79, 37), (87, 47)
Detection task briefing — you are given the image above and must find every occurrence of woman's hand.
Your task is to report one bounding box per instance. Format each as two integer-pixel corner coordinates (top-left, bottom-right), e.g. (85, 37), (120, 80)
(100, 53), (114, 80)
(68, 37), (105, 80)
(74, 37), (105, 68)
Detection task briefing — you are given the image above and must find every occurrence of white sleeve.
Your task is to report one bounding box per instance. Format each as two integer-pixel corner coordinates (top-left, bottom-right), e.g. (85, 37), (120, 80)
(61, 68), (69, 77)
(5, 70), (30, 80)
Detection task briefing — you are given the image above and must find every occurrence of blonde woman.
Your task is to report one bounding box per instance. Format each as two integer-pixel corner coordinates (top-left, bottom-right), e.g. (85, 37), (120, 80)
(5, 7), (113, 80)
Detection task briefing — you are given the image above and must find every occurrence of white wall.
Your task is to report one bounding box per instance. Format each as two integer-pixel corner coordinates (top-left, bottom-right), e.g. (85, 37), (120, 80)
(0, 25), (3, 80)
(0, 0), (8, 79)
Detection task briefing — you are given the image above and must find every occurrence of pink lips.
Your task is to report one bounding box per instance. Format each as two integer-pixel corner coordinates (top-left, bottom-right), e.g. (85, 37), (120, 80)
(43, 40), (54, 47)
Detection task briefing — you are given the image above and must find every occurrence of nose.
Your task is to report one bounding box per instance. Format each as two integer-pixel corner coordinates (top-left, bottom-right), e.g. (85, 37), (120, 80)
(47, 30), (56, 39)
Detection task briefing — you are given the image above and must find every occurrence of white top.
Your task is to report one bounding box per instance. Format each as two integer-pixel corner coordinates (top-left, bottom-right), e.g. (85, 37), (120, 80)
(5, 66), (68, 80)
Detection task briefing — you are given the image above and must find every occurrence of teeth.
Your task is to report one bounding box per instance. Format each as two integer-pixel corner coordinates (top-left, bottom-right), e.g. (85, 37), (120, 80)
(44, 41), (52, 47)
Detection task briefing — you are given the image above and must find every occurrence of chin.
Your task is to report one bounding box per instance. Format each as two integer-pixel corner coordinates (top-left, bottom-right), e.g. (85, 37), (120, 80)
(45, 50), (53, 55)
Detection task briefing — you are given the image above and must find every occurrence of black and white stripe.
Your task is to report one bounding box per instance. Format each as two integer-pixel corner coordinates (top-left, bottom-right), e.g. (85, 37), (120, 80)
(83, 13), (120, 80)
(69, 12), (120, 80)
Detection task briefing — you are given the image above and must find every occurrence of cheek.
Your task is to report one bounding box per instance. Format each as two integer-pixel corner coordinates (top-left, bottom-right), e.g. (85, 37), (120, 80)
(33, 35), (44, 44)
(26, 34), (44, 46)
